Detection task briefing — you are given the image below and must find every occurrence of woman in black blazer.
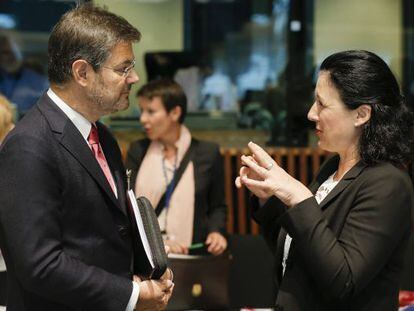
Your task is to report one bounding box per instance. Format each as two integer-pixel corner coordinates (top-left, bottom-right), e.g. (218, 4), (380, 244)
(236, 50), (414, 310)
(126, 79), (227, 256)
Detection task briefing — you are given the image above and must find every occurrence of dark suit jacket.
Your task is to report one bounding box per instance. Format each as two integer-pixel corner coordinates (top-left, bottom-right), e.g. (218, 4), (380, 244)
(253, 155), (413, 311)
(125, 138), (227, 244)
(0, 94), (135, 310)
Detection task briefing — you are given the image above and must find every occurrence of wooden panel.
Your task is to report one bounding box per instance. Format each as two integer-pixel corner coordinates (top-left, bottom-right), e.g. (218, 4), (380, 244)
(272, 149), (282, 166)
(223, 149), (234, 234)
(299, 150), (308, 185)
(312, 149), (321, 178)
(287, 149), (296, 176)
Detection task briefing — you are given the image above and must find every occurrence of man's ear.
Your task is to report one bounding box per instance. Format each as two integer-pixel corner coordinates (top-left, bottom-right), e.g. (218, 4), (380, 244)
(355, 104), (372, 127)
(170, 106), (182, 122)
(72, 60), (91, 87)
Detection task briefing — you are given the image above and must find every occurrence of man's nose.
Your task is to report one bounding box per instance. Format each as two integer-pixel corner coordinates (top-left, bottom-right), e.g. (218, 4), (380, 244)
(127, 69), (139, 84)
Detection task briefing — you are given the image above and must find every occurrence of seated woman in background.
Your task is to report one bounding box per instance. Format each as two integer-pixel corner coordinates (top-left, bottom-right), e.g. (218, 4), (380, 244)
(236, 50), (414, 310)
(126, 79), (227, 256)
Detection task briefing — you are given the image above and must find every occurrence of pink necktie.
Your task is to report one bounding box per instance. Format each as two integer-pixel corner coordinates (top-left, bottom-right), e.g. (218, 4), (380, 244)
(88, 125), (117, 194)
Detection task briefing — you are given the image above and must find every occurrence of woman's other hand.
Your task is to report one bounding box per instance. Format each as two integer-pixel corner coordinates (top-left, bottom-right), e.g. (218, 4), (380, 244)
(205, 232), (227, 256)
(236, 141), (313, 207)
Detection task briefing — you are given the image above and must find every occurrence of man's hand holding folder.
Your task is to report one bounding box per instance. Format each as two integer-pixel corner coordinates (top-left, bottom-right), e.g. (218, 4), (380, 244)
(125, 186), (174, 310)
(134, 270), (174, 311)
(135, 279), (173, 311)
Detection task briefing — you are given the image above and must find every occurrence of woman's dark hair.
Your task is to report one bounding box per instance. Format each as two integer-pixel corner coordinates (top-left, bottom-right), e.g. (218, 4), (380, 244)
(48, 4), (141, 84)
(137, 79), (187, 124)
(320, 50), (413, 166)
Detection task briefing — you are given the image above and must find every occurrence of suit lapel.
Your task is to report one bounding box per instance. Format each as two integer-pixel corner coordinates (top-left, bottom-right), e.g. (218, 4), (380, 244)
(318, 160), (367, 210)
(37, 94), (122, 210)
(60, 124), (121, 209)
(275, 228), (288, 282)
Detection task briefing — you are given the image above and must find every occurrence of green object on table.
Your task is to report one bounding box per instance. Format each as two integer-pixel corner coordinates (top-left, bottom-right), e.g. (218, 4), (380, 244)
(188, 243), (204, 250)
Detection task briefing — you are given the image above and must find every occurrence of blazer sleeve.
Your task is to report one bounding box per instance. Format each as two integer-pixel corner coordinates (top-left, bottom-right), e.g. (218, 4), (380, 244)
(277, 165), (413, 301)
(0, 134), (132, 310)
(206, 144), (227, 234)
(251, 196), (286, 251)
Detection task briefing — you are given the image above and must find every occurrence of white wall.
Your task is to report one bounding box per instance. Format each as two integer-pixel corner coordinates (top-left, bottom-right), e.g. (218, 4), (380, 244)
(94, 0), (184, 115)
(314, 0), (402, 81)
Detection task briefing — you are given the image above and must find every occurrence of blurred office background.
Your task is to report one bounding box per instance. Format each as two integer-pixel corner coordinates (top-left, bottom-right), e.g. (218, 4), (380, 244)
(1, 0), (412, 148)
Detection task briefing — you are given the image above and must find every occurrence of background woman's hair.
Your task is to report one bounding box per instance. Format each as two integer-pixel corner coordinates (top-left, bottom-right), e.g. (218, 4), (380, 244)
(137, 79), (187, 124)
(320, 50), (413, 166)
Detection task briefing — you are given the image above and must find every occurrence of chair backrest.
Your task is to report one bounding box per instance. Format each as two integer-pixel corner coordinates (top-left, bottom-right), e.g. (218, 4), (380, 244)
(228, 234), (277, 308)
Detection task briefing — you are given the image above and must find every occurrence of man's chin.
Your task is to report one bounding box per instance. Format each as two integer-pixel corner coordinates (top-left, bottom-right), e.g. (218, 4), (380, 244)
(112, 100), (130, 113)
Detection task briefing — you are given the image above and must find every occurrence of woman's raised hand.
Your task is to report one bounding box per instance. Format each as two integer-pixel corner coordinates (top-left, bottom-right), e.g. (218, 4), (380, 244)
(235, 142), (313, 207)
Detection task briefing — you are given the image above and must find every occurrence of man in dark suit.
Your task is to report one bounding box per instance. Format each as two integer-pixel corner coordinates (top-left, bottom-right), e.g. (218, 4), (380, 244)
(0, 4), (172, 311)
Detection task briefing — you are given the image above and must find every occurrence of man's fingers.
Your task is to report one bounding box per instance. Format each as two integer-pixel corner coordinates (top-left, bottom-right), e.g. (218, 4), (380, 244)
(133, 275), (142, 283)
(163, 279), (174, 291)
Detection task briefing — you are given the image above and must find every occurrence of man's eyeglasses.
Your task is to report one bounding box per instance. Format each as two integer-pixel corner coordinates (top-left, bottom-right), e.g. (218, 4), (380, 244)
(103, 59), (136, 78)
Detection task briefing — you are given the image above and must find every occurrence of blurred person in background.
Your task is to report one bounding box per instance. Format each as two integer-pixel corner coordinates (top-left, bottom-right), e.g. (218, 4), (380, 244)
(126, 79), (227, 256)
(236, 50), (414, 311)
(0, 94), (14, 143)
(0, 94), (14, 307)
(0, 34), (49, 117)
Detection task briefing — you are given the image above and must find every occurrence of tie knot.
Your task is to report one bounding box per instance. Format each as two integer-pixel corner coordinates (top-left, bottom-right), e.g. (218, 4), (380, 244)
(88, 125), (99, 145)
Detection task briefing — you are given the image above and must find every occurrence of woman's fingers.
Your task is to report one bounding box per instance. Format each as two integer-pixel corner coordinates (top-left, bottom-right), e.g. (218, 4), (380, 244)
(247, 141), (275, 169)
(235, 176), (242, 188)
(241, 155), (268, 178)
(235, 141), (278, 192)
(239, 165), (249, 176)
(241, 174), (265, 189)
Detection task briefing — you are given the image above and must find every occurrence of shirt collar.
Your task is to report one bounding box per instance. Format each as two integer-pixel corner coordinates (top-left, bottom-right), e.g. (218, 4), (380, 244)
(47, 88), (92, 142)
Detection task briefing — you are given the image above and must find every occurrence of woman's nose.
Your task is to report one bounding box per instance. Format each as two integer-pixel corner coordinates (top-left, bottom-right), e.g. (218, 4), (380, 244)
(140, 112), (147, 124)
(307, 102), (318, 122)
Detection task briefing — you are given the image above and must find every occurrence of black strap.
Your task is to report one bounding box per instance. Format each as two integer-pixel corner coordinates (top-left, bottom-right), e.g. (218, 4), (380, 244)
(155, 139), (197, 216)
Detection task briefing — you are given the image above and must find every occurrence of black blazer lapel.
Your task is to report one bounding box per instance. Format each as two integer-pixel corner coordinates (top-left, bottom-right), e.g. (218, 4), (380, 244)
(275, 228), (288, 282)
(318, 161), (367, 210)
(37, 95), (121, 210)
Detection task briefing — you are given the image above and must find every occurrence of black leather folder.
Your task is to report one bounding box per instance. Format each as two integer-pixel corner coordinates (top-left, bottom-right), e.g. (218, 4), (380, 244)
(126, 192), (168, 279)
